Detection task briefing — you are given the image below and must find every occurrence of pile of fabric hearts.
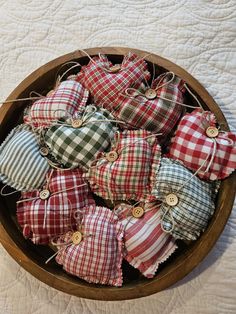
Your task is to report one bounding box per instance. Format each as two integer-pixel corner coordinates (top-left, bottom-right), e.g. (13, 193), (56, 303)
(0, 52), (235, 286)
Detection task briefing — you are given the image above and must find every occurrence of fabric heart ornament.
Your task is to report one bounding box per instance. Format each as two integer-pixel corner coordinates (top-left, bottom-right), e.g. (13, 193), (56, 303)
(16, 168), (95, 244)
(86, 130), (161, 201)
(44, 105), (115, 169)
(54, 206), (124, 286)
(0, 124), (49, 191)
(112, 72), (185, 138)
(76, 52), (150, 110)
(115, 202), (177, 278)
(167, 108), (236, 180)
(151, 158), (216, 241)
(24, 80), (89, 127)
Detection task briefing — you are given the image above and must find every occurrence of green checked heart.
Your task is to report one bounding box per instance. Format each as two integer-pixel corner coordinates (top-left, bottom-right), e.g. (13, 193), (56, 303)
(44, 111), (115, 169)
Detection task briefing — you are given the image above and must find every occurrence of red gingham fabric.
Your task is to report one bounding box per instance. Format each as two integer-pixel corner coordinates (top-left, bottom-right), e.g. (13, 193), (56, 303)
(86, 130), (161, 201)
(16, 168), (95, 244)
(116, 202), (177, 278)
(167, 109), (236, 180)
(76, 52), (150, 110)
(55, 206), (124, 286)
(112, 73), (185, 138)
(24, 80), (89, 127)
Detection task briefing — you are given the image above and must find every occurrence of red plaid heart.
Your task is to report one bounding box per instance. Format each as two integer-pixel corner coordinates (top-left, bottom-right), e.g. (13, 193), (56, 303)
(17, 168), (95, 244)
(112, 72), (185, 138)
(55, 206), (124, 286)
(24, 80), (89, 127)
(76, 52), (150, 110)
(86, 130), (161, 201)
(115, 202), (177, 278)
(167, 109), (236, 180)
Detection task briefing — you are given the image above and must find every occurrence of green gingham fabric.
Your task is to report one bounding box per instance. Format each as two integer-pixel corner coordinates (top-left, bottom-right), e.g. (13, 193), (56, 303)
(44, 106), (115, 169)
(152, 158), (215, 240)
(0, 124), (49, 191)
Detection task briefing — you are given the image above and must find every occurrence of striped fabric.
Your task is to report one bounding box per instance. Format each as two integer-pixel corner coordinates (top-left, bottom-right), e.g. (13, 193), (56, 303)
(152, 158), (216, 240)
(24, 80), (89, 127)
(167, 109), (236, 180)
(113, 73), (185, 137)
(0, 124), (49, 191)
(44, 106), (115, 169)
(76, 52), (150, 110)
(55, 206), (124, 286)
(86, 130), (161, 201)
(17, 168), (95, 244)
(116, 202), (177, 278)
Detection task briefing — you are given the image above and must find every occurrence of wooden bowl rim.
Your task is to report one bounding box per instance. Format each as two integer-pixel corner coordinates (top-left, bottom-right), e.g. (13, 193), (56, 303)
(0, 47), (235, 301)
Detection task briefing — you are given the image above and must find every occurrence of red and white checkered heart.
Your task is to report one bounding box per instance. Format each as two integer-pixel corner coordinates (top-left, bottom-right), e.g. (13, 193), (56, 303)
(167, 108), (236, 180)
(24, 80), (89, 127)
(75, 52), (150, 110)
(17, 168), (95, 245)
(55, 206), (124, 287)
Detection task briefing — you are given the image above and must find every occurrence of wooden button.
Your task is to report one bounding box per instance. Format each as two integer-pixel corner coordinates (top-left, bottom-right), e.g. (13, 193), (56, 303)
(72, 231), (83, 245)
(110, 64), (121, 73)
(47, 90), (54, 97)
(39, 147), (49, 156)
(206, 126), (219, 138)
(132, 206), (144, 218)
(165, 193), (178, 206)
(106, 150), (118, 162)
(39, 189), (50, 200)
(71, 119), (83, 128)
(145, 88), (157, 100)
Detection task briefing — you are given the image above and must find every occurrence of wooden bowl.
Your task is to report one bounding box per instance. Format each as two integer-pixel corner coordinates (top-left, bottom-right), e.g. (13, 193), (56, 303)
(0, 47), (235, 301)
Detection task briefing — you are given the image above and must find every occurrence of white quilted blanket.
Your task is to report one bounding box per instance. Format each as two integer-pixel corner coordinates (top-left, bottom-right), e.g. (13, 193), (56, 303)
(0, 1), (236, 313)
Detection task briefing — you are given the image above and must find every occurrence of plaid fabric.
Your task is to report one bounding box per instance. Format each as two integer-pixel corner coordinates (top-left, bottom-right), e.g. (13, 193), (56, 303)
(86, 130), (161, 201)
(76, 52), (150, 110)
(0, 124), (49, 191)
(55, 206), (124, 286)
(116, 202), (177, 278)
(113, 73), (185, 137)
(44, 107), (115, 169)
(24, 80), (89, 127)
(167, 109), (236, 180)
(16, 168), (95, 244)
(152, 158), (215, 240)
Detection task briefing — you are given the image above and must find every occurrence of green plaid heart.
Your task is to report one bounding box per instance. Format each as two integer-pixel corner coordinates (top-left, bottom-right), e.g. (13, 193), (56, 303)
(152, 158), (215, 240)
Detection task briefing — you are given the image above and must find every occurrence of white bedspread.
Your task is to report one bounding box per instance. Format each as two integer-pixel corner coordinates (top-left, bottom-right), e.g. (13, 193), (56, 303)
(0, 1), (236, 313)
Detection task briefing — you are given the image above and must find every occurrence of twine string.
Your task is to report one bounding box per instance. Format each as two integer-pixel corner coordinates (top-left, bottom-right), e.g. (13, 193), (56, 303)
(45, 230), (93, 264)
(45, 241), (73, 264)
(55, 61), (81, 84)
(80, 49), (151, 75)
(57, 63), (81, 84)
(29, 91), (44, 98)
(122, 75), (204, 111)
(16, 183), (88, 204)
(0, 185), (20, 196)
(0, 96), (44, 105)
